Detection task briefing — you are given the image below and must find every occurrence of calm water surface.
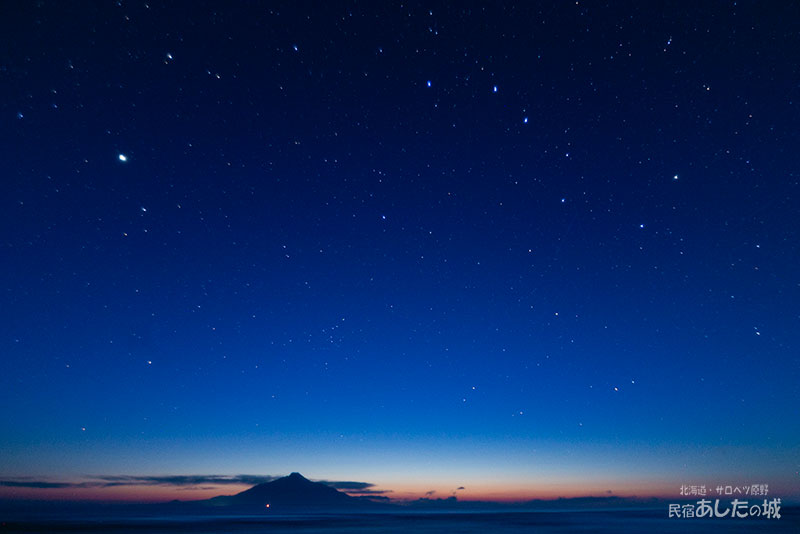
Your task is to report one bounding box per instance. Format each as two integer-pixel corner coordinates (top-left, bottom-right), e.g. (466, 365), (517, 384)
(2, 508), (799, 533)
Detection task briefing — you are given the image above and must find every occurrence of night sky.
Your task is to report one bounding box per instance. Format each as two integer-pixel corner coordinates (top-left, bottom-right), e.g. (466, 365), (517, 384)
(1, 1), (798, 503)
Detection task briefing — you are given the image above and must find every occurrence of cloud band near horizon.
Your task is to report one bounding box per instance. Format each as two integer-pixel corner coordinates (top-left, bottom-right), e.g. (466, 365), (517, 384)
(0, 474), (381, 493)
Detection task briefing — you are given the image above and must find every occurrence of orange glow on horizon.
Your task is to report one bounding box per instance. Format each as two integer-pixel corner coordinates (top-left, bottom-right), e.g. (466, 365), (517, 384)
(0, 483), (251, 503)
(377, 480), (677, 503)
(2, 476), (796, 504)
(0, 478), (678, 504)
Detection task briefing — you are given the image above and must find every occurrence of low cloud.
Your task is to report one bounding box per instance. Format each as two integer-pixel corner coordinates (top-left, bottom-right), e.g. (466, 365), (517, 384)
(95, 475), (280, 487)
(319, 480), (374, 491)
(0, 474), (385, 494)
(342, 488), (392, 495)
(317, 480), (390, 495)
(0, 474), (279, 490)
(0, 480), (78, 489)
(355, 494), (392, 502)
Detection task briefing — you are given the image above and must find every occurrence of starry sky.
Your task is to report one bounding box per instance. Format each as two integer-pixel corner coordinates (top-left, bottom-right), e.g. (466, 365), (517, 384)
(1, 1), (798, 503)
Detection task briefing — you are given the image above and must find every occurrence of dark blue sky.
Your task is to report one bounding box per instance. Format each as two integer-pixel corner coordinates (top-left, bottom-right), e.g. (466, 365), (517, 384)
(1, 1), (798, 502)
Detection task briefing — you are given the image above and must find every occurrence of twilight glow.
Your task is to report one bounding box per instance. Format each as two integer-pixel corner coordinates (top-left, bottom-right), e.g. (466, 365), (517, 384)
(1, 1), (798, 507)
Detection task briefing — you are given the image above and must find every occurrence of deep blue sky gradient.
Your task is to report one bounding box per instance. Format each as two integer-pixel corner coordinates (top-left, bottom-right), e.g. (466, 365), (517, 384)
(0, 1), (798, 501)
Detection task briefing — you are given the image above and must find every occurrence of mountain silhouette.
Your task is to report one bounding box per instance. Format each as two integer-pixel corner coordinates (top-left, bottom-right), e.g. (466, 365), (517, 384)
(204, 472), (368, 509)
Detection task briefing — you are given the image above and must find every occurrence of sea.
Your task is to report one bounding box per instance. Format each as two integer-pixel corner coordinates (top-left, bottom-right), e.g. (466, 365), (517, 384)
(2, 508), (799, 534)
